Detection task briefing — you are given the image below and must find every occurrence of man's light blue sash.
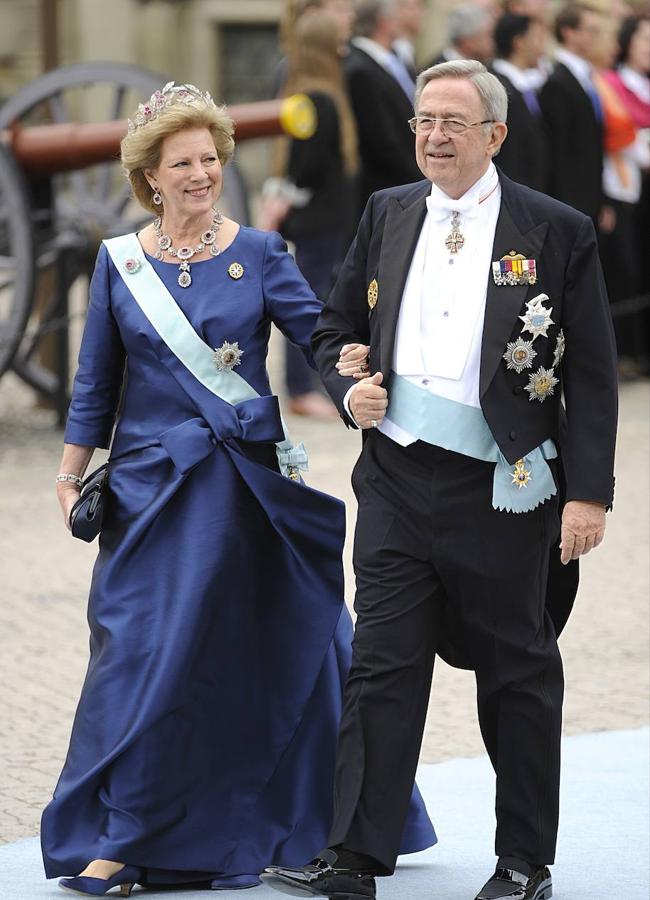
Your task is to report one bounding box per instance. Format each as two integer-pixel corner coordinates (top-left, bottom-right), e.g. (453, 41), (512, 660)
(387, 374), (557, 513)
(103, 234), (308, 478)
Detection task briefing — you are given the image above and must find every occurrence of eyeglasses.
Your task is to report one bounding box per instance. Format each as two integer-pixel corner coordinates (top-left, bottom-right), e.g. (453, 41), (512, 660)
(407, 116), (496, 135)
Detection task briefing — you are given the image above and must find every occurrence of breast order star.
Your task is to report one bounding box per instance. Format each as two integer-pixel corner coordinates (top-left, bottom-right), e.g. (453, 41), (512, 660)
(525, 366), (559, 403)
(519, 294), (554, 340)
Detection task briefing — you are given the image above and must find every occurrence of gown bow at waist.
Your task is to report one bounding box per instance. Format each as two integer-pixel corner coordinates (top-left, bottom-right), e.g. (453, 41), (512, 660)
(157, 395), (286, 475)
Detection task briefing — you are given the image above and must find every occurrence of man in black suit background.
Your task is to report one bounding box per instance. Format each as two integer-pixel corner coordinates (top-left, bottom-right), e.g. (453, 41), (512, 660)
(265, 58), (617, 900)
(492, 13), (550, 192)
(539, 3), (605, 223)
(392, 0), (426, 79)
(428, 4), (496, 67)
(344, 0), (422, 216)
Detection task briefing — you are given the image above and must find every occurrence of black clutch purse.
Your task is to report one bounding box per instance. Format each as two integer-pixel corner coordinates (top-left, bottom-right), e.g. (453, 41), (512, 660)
(69, 463), (109, 542)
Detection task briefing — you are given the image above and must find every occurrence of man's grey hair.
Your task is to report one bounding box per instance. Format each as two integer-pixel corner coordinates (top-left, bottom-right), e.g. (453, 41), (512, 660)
(447, 4), (493, 45)
(353, 0), (398, 38)
(415, 59), (508, 124)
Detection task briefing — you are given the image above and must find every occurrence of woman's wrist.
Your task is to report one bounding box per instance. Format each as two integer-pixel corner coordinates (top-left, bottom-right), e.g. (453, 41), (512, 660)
(56, 473), (84, 488)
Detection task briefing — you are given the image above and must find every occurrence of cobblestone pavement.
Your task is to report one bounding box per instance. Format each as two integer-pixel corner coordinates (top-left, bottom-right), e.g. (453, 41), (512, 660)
(1, 351), (648, 845)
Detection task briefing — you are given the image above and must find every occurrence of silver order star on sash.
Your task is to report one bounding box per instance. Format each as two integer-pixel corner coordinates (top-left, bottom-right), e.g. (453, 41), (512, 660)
(213, 340), (243, 372)
(519, 293), (554, 341)
(552, 329), (566, 368)
(524, 366), (559, 403)
(503, 337), (537, 374)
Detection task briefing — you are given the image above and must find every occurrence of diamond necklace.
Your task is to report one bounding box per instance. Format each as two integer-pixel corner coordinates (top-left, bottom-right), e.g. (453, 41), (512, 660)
(154, 207), (224, 288)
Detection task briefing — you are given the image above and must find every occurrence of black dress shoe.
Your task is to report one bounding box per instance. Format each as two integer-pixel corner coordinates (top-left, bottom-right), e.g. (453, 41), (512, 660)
(474, 866), (552, 900)
(262, 849), (376, 899)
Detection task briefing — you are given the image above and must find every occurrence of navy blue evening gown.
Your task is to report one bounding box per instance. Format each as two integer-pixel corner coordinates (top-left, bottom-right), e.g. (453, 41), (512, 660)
(40, 227), (436, 887)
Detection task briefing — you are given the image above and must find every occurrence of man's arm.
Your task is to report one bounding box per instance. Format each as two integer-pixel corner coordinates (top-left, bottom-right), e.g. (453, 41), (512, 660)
(312, 195), (377, 419)
(559, 215), (618, 562)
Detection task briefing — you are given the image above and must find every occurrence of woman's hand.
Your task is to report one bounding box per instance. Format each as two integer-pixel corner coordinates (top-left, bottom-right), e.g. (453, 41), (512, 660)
(57, 484), (81, 531)
(336, 343), (370, 379)
(56, 443), (94, 531)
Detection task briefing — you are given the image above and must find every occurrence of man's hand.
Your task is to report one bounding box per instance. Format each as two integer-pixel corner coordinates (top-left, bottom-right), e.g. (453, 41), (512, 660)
(349, 372), (388, 428)
(337, 343), (370, 379)
(560, 499), (607, 565)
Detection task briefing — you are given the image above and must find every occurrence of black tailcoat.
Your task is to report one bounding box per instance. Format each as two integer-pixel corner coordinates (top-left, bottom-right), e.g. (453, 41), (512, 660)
(343, 45), (422, 217)
(313, 174), (618, 664)
(492, 70), (550, 194)
(539, 62), (604, 220)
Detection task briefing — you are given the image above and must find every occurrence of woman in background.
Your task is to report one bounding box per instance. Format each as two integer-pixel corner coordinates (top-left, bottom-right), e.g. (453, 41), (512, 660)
(265, 1), (357, 418)
(596, 14), (650, 377)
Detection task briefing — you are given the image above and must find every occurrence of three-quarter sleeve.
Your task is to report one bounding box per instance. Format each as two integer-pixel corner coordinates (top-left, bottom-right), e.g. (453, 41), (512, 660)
(261, 231), (323, 367)
(64, 245), (126, 448)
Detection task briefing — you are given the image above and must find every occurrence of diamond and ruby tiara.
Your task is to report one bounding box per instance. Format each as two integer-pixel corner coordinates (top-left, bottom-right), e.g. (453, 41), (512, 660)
(127, 81), (217, 134)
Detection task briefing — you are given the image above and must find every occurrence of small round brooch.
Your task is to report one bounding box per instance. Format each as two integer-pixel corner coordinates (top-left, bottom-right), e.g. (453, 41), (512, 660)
(228, 262), (244, 280)
(124, 257), (142, 275)
(213, 340), (243, 372)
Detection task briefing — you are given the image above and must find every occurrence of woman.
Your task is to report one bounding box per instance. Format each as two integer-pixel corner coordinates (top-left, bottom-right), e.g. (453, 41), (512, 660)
(265, 2), (356, 419)
(596, 14), (650, 375)
(44, 83), (435, 896)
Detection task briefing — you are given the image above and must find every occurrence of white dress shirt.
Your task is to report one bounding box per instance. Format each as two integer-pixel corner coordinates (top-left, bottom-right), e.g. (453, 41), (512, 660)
(381, 163), (501, 446)
(492, 58), (546, 93)
(343, 164), (502, 445)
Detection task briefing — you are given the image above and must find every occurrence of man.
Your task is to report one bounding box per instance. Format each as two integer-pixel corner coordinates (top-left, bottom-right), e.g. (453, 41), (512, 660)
(264, 59), (617, 900)
(428, 5), (496, 66)
(492, 13), (550, 191)
(539, 3), (605, 222)
(392, 0), (425, 78)
(345, 0), (424, 215)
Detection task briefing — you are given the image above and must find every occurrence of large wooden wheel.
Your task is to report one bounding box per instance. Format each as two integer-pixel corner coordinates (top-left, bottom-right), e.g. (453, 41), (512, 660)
(0, 62), (250, 392)
(0, 143), (34, 377)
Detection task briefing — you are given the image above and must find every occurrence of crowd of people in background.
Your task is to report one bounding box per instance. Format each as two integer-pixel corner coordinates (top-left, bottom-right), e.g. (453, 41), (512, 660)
(262, 0), (650, 408)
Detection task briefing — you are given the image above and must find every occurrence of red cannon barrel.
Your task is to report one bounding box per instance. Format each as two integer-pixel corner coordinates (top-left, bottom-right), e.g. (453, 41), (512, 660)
(1, 95), (316, 176)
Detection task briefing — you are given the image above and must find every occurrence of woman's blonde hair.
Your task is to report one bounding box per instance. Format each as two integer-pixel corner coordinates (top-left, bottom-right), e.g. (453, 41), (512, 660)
(120, 98), (235, 214)
(280, 11), (358, 176)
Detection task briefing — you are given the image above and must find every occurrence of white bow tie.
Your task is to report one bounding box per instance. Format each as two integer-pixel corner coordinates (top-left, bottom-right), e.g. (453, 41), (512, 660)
(426, 190), (480, 222)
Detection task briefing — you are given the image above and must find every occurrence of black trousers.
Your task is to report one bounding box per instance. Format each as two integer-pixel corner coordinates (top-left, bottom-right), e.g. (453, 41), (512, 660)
(328, 430), (564, 874)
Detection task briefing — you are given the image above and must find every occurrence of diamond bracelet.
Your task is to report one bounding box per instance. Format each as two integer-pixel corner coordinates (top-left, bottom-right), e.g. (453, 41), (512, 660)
(56, 473), (83, 488)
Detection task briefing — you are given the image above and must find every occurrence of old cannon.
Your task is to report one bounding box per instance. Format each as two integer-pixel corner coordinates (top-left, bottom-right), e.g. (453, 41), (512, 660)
(0, 62), (314, 421)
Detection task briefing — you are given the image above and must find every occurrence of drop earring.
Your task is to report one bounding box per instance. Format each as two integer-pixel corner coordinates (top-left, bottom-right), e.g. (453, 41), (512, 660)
(152, 190), (162, 205)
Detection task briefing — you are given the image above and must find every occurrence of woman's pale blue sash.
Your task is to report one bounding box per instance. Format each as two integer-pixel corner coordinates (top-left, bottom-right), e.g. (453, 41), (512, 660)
(103, 234), (308, 478)
(387, 374), (557, 513)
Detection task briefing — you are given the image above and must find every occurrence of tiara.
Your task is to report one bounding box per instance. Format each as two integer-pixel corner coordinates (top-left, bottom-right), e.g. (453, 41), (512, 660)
(127, 81), (216, 134)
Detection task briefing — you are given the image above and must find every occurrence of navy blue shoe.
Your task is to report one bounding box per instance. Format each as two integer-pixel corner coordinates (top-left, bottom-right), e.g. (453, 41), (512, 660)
(211, 874), (262, 890)
(59, 865), (142, 896)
